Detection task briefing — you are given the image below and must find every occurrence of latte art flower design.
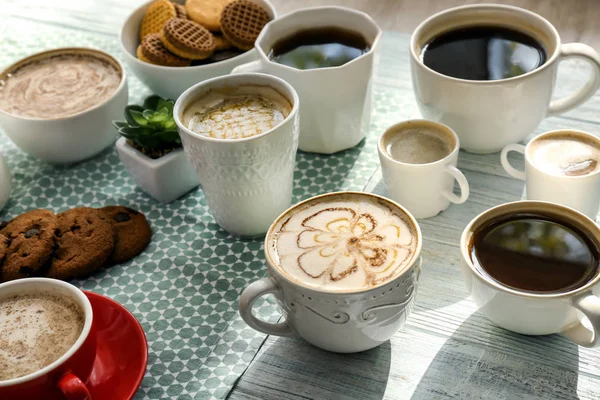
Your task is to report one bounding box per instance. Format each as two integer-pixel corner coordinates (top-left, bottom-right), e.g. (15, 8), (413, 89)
(274, 199), (416, 291)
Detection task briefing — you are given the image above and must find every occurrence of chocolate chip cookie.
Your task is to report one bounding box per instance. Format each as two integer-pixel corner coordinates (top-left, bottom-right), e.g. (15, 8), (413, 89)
(0, 209), (58, 282)
(99, 206), (152, 264)
(46, 208), (115, 280)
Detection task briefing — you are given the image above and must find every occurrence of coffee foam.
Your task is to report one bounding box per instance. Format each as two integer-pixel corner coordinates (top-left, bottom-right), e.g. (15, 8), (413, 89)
(0, 293), (84, 381)
(529, 134), (600, 177)
(386, 127), (452, 164)
(270, 194), (417, 292)
(182, 85), (292, 139)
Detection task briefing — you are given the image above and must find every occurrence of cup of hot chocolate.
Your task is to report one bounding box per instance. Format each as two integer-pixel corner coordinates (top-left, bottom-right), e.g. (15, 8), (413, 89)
(174, 72), (299, 237)
(0, 278), (96, 399)
(231, 6), (382, 154)
(239, 191), (423, 353)
(378, 119), (470, 219)
(460, 201), (600, 347)
(501, 129), (600, 219)
(411, 4), (600, 154)
(0, 48), (128, 163)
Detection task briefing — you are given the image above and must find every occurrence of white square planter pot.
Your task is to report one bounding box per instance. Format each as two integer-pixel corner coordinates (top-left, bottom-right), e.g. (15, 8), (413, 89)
(116, 137), (200, 204)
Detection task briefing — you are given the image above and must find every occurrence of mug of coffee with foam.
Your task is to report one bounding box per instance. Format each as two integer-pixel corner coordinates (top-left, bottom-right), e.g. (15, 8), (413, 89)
(501, 129), (600, 219)
(411, 4), (600, 154)
(231, 6), (382, 154)
(378, 120), (469, 219)
(174, 73), (299, 237)
(0, 278), (96, 399)
(239, 191), (422, 353)
(461, 201), (600, 347)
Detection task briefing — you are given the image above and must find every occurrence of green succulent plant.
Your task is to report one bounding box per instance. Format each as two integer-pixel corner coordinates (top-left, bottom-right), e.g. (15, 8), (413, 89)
(113, 95), (182, 158)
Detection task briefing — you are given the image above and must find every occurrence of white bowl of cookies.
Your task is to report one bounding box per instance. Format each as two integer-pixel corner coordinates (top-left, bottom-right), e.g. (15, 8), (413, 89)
(120, 0), (276, 100)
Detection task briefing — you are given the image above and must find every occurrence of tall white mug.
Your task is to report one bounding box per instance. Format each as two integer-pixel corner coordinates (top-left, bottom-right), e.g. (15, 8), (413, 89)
(501, 129), (600, 220)
(378, 120), (469, 219)
(231, 6), (382, 154)
(174, 73), (300, 237)
(410, 4), (600, 154)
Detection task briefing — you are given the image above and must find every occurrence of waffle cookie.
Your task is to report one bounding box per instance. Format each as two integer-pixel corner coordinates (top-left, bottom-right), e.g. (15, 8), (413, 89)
(137, 34), (192, 66)
(185, 0), (232, 32)
(160, 18), (216, 60)
(173, 2), (188, 19)
(220, 0), (270, 51)
(214, 34), (233, 51)
(140, 0), (177, 41)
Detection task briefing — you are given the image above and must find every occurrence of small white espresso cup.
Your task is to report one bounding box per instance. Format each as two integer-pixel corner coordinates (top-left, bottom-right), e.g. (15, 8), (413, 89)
(174, 73), (300, 237)
(239, 191), (423, 353)
(410, 4), (600, 154)
(378, 120), (469, 219)
(501, 129), (600, 219)
(231, 6), (382, 154)
(460, 201), (600, 347)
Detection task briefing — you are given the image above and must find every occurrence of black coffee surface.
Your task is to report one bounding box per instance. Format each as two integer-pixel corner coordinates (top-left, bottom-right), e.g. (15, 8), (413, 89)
(268, 27), (370, 70)
(422, 26), (546, 80)
(470, 214), (598, 293)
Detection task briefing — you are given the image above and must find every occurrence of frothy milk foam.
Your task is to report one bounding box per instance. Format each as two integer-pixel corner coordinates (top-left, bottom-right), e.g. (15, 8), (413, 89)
(182, 85), (292, 139)
(529, 134), (600, 176)
(386, 127), (452, 164)
(271, 194), (417, 292)
(0, 293), (84, 381)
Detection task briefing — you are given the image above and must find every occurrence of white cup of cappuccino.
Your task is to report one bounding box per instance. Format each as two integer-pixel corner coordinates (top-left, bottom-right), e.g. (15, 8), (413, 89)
(239, 191), (423, 353)
(230, 6), (382, 154)
(378, 120), (470, 219)
(410, 4), (600, 154)
(501, 129), (600, 219)
(174, 73), (300, 237)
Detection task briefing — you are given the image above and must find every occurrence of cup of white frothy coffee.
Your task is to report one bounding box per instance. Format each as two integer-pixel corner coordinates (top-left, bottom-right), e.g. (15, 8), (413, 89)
(0, 278), (96, 399)
(239, 191), (422, 353)
(501, 129), (600, 219)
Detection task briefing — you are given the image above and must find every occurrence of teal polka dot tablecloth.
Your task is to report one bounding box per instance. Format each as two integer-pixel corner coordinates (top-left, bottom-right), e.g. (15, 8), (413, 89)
(0, 16), (415, 400)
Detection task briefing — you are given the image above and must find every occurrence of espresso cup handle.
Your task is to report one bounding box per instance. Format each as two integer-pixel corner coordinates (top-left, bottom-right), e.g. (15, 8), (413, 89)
(442, 165), (469, 204)
(561, 292), (600, 347)
(548, 43), (600, 117)
(500, 144), (526, 181)
(57, 372), (91, 400)
(239, 278), (296, 337)
(230, 60), (264, 74)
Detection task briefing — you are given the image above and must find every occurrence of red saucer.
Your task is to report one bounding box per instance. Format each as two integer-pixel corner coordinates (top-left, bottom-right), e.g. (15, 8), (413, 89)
(83, 291), (148, 399)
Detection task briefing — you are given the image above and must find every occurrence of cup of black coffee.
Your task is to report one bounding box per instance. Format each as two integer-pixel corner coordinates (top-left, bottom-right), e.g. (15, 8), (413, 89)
(410, 4), (600, 154)
(460, 200), (600, 347)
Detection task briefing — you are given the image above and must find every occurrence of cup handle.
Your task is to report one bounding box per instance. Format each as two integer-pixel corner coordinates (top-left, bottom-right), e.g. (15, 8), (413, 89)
(500, 144), (527, 181)
(442, 165), (469, 204)
(547, 43), (600, 117)
(57, 372), (91, 400)
(231, 60), (264, 74)
(561, 292), (600, 347)
(239, 278), (296, 337)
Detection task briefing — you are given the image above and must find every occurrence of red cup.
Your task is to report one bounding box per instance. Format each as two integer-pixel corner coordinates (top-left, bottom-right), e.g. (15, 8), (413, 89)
(0, 278), (97, 400)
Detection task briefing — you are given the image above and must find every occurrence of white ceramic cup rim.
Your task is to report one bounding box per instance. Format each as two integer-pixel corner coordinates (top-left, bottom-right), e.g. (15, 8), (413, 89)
(0, 47), (126, 122)
(378, 119), (460, 168)
(460, 200), (600, 299)
(252, 6), (383, 74)
(409, 3), (561, 84)
(173, 72), (300, 144)
(0, 278), (93, 387)
(523, 129), (600, 180)
(118, 0), (277, 72)
(264, 191), (423, 295)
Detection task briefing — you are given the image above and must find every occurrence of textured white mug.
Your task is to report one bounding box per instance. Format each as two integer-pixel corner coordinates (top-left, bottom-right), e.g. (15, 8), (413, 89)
(501, 129), (600, 220)
(174, 73), (300, 237)
(231, 6), (382, 154)
(239, 191), (423, 353)
(460, 201), (600, 347)
(410, 4), (600, 154)
(378, 120), (469, 219)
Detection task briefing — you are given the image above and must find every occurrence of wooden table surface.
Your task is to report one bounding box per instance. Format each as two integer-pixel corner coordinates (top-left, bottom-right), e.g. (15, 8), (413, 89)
(3, 1), (600, 399)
